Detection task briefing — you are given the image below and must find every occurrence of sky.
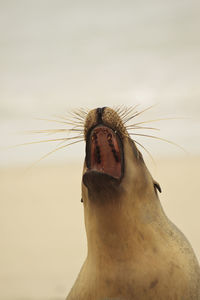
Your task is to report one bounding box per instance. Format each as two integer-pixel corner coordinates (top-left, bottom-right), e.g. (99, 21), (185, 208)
(1, 0), (200, 165)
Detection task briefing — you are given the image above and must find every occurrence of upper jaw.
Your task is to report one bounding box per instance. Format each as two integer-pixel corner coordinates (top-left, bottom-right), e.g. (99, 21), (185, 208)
(83, 123), (124, 189)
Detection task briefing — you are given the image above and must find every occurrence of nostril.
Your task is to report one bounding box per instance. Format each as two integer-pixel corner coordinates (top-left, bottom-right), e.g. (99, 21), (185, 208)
(96, 107), (106, 124)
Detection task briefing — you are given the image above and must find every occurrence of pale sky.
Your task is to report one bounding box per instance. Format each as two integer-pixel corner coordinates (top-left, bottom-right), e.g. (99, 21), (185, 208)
(1, 0), (200, 164)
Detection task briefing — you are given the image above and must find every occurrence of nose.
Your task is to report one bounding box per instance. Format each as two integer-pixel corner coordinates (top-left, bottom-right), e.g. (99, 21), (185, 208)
(96, 107), (106, 124)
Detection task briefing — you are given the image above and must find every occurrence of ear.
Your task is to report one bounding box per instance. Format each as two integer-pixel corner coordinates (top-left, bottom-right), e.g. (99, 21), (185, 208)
(153, 180), (162, 194)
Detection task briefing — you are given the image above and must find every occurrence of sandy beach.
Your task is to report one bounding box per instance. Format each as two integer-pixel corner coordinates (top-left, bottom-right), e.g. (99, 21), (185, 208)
(1, 157), (200, 300)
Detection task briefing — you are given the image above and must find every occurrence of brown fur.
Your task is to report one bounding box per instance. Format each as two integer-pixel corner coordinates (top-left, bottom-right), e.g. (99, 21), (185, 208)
(67, 107), (200, 300)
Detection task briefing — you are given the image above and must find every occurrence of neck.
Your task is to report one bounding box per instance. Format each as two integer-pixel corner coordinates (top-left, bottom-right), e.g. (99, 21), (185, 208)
(84, 189), (160, 265)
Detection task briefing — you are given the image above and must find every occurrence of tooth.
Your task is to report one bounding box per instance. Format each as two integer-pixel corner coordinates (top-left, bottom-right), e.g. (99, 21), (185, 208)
(107, 133), (112, 141)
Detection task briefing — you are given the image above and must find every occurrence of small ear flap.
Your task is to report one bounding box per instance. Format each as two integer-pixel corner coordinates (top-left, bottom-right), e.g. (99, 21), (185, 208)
(153, 180), (162, 193)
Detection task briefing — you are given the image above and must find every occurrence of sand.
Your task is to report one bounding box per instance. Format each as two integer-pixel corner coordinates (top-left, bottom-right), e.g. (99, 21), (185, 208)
(1, 157), (200, 300)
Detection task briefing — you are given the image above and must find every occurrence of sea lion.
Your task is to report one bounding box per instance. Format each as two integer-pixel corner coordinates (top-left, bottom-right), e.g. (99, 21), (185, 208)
(66, 107), (200, 300)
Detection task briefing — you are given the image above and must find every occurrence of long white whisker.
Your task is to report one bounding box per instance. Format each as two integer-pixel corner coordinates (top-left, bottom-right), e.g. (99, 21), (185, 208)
(127, 125), (160, 131)
(123, 104), (156, 124)
(132, 117), (185, 126)
(130, 133), (187, 153)
(24, 129), (84, 135)
(69, 110), (87, 121)
(52, 114), (84, 125)
(133, 139), (156, 165)
(26, 139), (84, 170)
(118, 105), (139, 121)
(10, 136), (84, 148)
(121, 107), (139, 121)
(35, 118), (83, 126)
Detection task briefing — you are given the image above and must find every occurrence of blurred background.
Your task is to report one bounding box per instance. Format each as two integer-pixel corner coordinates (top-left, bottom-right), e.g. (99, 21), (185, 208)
(1, 0), (200, 299)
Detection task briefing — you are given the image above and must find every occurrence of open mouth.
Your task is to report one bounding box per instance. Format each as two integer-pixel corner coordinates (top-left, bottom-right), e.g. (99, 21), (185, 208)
(85, 125), (124, 180)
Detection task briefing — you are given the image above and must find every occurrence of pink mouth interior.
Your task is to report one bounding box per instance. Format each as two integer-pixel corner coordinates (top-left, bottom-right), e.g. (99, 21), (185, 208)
(90, 126), (122, 179)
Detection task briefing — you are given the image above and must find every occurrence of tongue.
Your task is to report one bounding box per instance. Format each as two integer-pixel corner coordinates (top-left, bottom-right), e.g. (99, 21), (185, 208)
(90, 126), (122, 179)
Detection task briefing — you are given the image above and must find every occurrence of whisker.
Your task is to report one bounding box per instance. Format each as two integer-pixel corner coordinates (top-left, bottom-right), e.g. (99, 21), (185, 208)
(133, 139), (156, 166)
(24, 129), (84, 135)
(35, 118), (83, 127)
(123, 104), (156, 124)
(9, 135), (84, 148)
(26, 139), (84, 170)
(113, 105), (132, 118)
(130, 133), (187, 153)
(126, 125), (160, 131)
(121, 107), (139, 121)
(67, 110), (84, 118)
(113, 104), (123, 113)
(73, 107), (89, 115)
(76, 107), (89, 115)
(68, 109), (87, 121)
(68, 115), (85, 123)
(113, 105), (128, 116)
(118, 105), (139, 121)
(52, 114), (83, 125)
(132, 117), (185, 126)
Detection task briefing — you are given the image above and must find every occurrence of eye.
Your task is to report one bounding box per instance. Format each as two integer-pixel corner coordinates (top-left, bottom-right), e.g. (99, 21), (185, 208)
(154, 181), (162, 194)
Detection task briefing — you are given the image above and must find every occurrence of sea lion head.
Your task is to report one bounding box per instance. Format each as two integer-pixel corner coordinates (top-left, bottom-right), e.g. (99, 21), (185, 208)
(82, 107), (161, 204)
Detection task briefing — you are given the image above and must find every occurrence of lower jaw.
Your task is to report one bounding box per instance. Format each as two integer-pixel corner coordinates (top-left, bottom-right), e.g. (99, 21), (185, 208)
(83, 169), (121, 188)
(82, 170), (122, 202)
